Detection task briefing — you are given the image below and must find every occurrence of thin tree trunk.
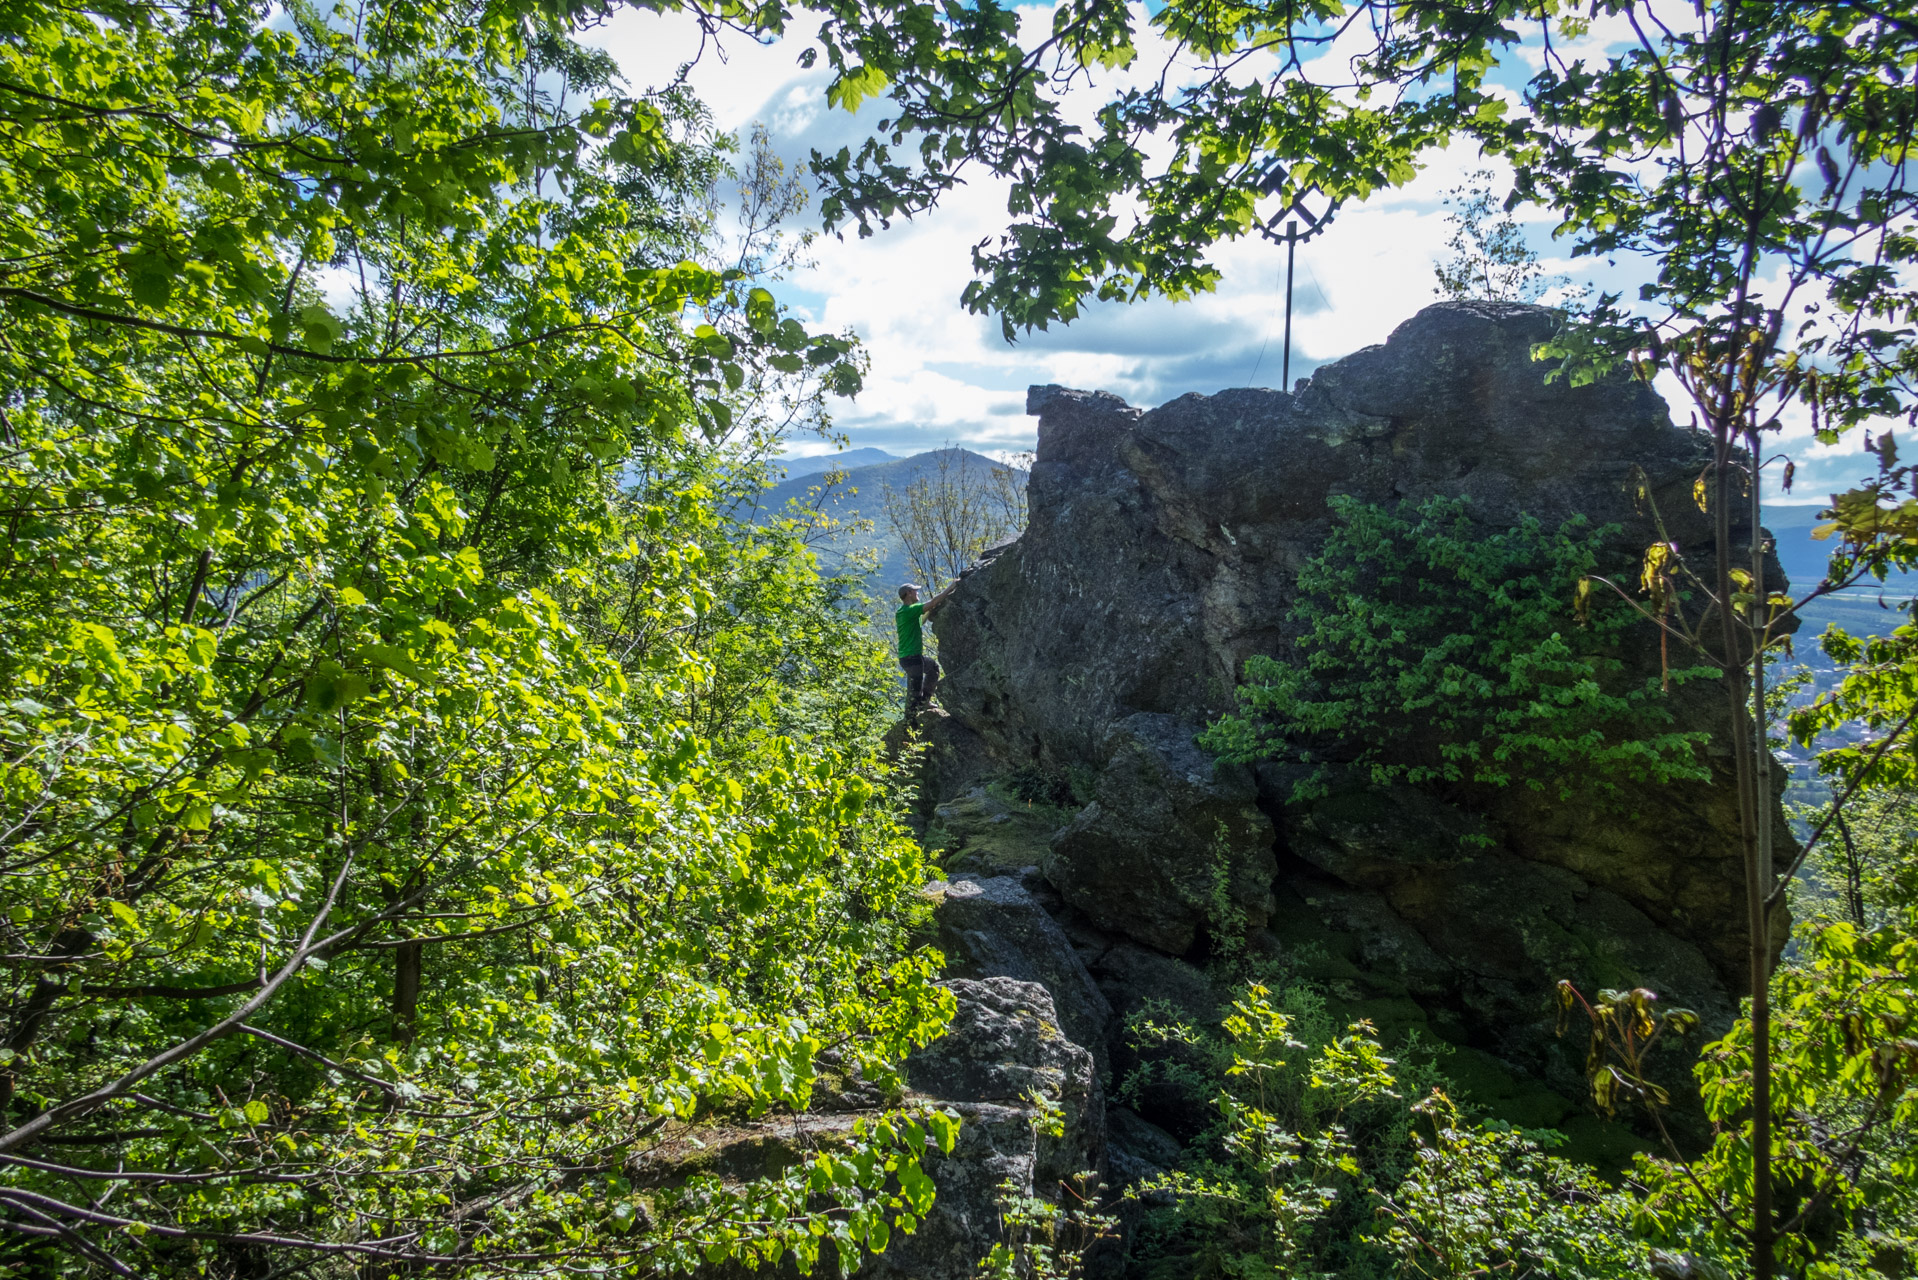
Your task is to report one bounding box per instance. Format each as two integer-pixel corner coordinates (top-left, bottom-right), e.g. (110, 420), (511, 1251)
(1712, 412), (1772, 1280)
(1744, 426), (1776, 1280)
(393, 941), (421, 1043)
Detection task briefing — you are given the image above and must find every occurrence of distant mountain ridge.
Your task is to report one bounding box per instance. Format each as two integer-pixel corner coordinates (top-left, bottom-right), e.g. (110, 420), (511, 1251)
(751, 447), (1021, 591)
(775, 447), (898, 478)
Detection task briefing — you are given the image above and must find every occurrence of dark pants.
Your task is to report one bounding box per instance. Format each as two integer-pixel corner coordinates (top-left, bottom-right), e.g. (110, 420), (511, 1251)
(900, 654), (940, 705)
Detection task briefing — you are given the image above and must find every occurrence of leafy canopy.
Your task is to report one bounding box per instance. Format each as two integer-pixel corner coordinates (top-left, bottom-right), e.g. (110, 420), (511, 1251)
(0, 0), (951, 1270)
(751, 0), (1918, 396)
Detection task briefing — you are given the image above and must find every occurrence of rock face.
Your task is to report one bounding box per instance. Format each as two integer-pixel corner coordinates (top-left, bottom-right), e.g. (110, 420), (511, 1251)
(870, 977), (1104, 1280)
(928, 874), (1113, 1068)
(930, 301), (1793, 1093)
(1046, 712), (1276, 954)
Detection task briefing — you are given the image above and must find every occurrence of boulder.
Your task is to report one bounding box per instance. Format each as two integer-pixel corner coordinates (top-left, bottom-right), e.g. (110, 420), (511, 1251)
(1103, 1106), (1183, 1187)
(1044, 713), (1277, 955)
(870, 977), (1105, 1280)
(883, 707), (995, 831)
(927, 785), (1065, 881)
(1088, 943), (1232, 1144)
(1288, 788), (1729, 1091)
(928, 876), (1114, 1072)
(674, 979), (1105, 1280)
(1092, 942), (1226, 1030)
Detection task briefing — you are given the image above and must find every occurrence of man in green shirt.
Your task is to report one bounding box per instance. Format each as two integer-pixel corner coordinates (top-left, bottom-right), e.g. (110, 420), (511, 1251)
(895, 581), (956, 710)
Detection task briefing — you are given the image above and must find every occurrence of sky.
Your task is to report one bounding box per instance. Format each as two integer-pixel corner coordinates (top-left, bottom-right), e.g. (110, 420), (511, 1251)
(582, 4), (1880, 502)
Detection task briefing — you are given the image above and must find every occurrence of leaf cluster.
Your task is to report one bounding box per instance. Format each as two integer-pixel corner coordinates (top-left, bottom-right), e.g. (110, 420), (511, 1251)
(1123, 979), (1655, 1280)
(1618, 925), (1918, 1279)
(1201, 495), (1712, 811)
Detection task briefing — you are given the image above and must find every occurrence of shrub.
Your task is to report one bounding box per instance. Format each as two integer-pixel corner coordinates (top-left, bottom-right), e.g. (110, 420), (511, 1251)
(1202, 495), (1712, 808)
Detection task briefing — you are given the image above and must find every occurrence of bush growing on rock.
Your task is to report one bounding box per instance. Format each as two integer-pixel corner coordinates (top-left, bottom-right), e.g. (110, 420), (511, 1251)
(1111, 976), (1659, 1279)
(1202, 495), (1715, 812)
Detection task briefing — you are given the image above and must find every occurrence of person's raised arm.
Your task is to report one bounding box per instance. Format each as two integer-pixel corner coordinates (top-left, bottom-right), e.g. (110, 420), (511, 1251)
(924, 581), (959, 614)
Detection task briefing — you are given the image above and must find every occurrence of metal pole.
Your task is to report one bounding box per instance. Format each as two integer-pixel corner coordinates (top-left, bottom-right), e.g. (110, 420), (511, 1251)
(1282, 219), (1298, 390)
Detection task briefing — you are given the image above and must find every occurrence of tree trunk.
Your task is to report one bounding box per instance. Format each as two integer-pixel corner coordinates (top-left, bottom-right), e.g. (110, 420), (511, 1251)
(393, 941), (421, 1043)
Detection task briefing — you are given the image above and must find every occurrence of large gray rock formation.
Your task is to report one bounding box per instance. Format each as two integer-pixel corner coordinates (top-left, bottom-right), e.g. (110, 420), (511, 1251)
(872, 977), (1104, 1280)
(927, 874), (1113, 1069)
(929, 301), (1792, 1095)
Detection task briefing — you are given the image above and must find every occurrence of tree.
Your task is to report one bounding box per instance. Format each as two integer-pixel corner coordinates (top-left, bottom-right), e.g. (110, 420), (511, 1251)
(879, 449), (1028, 590)
(0, 0), (953, 1271)
(1433, 169), (1566, 305)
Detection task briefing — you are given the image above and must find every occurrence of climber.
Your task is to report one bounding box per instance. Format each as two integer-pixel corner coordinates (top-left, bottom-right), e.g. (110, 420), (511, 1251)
(896, 581), (956, 710)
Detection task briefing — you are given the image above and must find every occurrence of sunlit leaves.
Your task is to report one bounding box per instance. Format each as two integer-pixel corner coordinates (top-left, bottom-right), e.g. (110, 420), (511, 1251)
(0, 0), (939, 1269)
(1625, 925), (1918, 1275)
(1378, 1089), (1657, 1278)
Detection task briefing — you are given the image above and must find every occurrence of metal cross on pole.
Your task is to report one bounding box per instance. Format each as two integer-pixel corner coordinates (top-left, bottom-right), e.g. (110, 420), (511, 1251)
(1255, 168), (1341, 391)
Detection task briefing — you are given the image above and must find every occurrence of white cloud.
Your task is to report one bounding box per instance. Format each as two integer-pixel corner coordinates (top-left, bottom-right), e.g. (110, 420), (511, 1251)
(583, 5), (1879, 497)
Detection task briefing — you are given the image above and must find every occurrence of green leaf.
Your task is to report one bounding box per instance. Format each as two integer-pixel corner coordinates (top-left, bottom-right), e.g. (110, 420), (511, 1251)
(898, 1160), (936, 1214)
(826, 65), (889, 113)
(299, 302), (341, 354)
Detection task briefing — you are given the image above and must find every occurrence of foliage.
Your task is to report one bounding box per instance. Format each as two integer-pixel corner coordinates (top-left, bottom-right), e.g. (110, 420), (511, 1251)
(1124, 981), (1665, 1280)
(1568, 925), (1918, 1280)
(1554, 983), (1701, 1123)
(977, 1175), (1114, 1280)
(0, 0), (952, 1270)
(1432, 169), (1569, 307)
(782, 0), (1918, 378)
(1376, 1091), (1655, 1279)
(1800, 785), (1918, 934)
(978, 1148), (1113, 1280)
(1120, 983), (1416, 1278)
(732, 5), (1918, 1270)
(1781, 625), (1918, 931)
(579, 475), (902, 759)
(1200, 495), (1712, 808)
(880, 448), (1028, 593)
(1793, 622), (1918, 807)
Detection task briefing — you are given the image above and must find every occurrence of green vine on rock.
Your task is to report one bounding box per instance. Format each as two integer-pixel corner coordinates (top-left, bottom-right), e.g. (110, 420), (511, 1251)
(1201, 495), (1714, 809)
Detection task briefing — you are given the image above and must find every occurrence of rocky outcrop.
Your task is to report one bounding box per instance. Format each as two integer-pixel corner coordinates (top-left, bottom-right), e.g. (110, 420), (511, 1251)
(1046, 712), (1275, 953)
(927, 875), (1113, 1069)
(927, 301), (1792, 1100)
(871, 977), (1104, 1280)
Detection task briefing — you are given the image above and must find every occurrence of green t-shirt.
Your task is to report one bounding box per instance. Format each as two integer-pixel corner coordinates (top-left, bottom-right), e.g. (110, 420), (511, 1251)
(895, 602), (926, 659)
